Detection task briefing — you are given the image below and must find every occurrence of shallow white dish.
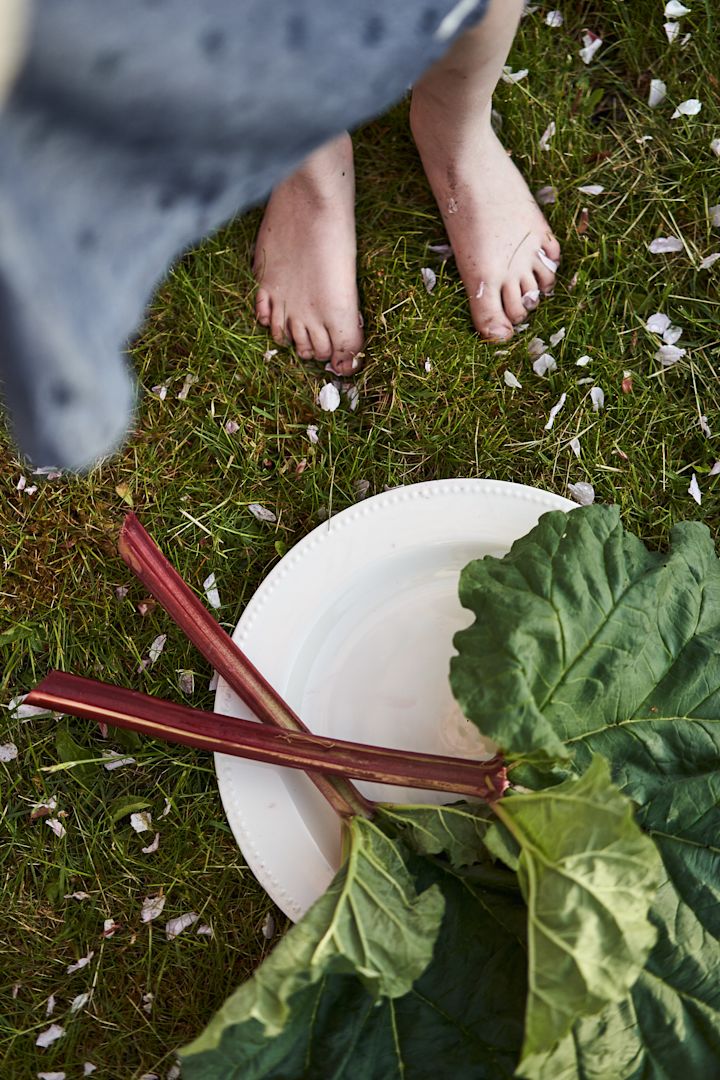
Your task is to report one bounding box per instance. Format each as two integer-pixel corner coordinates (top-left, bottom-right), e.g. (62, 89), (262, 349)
(214, 478), (574, 921)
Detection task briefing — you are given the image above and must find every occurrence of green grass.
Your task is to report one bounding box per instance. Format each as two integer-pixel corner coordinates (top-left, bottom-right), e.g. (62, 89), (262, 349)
(2, 2), (720, 1075)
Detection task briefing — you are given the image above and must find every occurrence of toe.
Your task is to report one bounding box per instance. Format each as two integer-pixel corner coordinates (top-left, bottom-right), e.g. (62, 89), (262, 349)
(309, 325), (333, 361)
(327, 316), (365, 375)
(520, 275), (541, 311)
(470, 284), (514, 341)
(533, 256), (556, 295)
(542, 231), (562, 264)
(270, 309), (289, 346)
(288, 319), (314, 361)
(255, 289), (271, 327)
(501, 281), (529, 325)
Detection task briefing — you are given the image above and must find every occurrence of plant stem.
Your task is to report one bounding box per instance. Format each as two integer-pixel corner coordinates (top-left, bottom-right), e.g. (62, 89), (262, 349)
(27, 672), (509, 801)
(118, 512), (371, 819)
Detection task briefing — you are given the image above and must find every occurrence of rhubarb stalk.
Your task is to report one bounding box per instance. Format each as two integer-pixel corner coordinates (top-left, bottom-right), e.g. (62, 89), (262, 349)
(27, 672), (508, 801)
(118, 513), (371, 819)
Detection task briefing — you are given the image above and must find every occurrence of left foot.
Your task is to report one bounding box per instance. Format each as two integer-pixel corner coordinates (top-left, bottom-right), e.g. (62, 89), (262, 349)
(410, 94), (561, 341)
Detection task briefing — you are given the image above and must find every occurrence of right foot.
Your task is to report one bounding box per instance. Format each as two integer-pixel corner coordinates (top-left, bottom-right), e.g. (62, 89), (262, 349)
(253, 133), (364, 376)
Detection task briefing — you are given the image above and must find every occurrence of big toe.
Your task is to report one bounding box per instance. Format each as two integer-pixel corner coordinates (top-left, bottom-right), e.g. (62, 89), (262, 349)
(327, 316), (365, 375)
(470, 284), (514, 341)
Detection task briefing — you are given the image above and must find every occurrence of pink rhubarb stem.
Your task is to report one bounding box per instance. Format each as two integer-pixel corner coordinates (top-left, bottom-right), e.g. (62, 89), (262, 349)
(118, 513), (372, 819)
(27, 672), (508, 801)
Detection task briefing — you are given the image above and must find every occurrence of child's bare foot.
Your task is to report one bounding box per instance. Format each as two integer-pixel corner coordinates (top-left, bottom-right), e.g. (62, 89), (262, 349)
(409, 0), (559, 342)
(253, 133), (364, 375)
(411, 97), (560, 341)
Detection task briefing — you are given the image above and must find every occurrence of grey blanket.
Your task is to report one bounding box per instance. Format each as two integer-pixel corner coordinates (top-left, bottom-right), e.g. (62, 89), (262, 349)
(0, 0), (488, 470)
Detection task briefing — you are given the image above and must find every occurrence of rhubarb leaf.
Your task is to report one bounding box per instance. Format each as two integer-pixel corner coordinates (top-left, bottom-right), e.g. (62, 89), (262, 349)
(181, 854), (527, 1079)
(187, 816), (443, 1042)
(453, 505), (720, 1073)
(451, 504), (682, 764)
(376, 801), (494, 868)
(490, 756), (661, 1062)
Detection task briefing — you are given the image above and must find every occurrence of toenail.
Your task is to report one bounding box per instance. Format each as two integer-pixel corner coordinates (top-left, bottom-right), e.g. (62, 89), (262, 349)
(488, 325), (512, 340)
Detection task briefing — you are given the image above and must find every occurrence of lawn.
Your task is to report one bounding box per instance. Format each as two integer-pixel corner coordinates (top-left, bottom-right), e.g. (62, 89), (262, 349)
(1, 1), (719, 1076)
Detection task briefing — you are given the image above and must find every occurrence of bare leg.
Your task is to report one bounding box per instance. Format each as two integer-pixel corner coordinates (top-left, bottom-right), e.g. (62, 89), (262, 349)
(410, 0), (561, 341)
(253, 132), (364, 375)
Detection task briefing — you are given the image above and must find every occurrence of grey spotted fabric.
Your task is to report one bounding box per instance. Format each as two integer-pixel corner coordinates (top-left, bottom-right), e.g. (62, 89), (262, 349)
(0, 0), (488, 470)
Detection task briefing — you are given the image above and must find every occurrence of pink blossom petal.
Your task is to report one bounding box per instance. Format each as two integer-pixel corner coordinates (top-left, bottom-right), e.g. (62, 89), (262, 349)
(688, 474), (702, 505)
(568, 481), (595, 505)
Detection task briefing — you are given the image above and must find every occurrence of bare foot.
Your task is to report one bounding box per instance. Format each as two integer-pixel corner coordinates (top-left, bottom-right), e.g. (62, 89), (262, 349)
(253, 133), (364, 375)
(410, 98), (561, 342)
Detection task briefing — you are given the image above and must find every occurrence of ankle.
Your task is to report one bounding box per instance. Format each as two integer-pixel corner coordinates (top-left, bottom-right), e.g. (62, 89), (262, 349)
(281, 132), (354, 204)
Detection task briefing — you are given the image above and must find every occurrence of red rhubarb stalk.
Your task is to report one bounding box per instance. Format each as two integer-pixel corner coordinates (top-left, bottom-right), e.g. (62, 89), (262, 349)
(118, 513), (371, 819)
(27, 672), (508, 801)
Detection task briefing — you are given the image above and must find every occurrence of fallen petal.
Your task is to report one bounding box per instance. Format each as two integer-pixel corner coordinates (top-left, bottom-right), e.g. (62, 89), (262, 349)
(700, 415), (711, 437)
(306, 424), (319, 444)
(648, 79), (667, 108)
(64, 892), (91, 901)
(203, 572), (221, 609)
(537, 247), (559, 272)
(645, 311), (671, 333)
(545, 10), (563, 26)
(570, 436), (581, 458)
(428, 242), (453, 258)
(700, 252), (720, 269)
(544, 392), (567, 431)
(710, 205), (720, 228)
(166, 912), (199, 940)
(535, 185), (556, 206)
(46, 818), (66, 839)
(141, 896), (166, 923)
(424, 358), (432, 373)
(70, 992), (91, 1014)
(103, 755), (136, 771)
(178, 670), (195, 695)
(38, 1072), (66, 1080)
(579, 31), (603, 64)
(672, 98), (702, 119)
(528, 337), (546, 360)
(46, 994), (55, 1017)
(549, 326), (566, 347)
(66, 951), (94, 974)
(655, 344), (687, 365)
(577, 184), (604, 195)
(130, 811), (152, 834)
(224, 420), (240, 435)
(575, 355), (592, 366)
(568, 481), (595, 506)
(533, 352), (557, 376)
(522, 289), (541, 309)
(501, 66), (528, 84)
(665, 0), (691, 14)
(318, 383), (341, 412)
(590, 386), (605, 412)
(0, 743), (18, 762)
(665, 21), (680, 43)
(539, 120), (556, 151)
(83, 1066), (97, 1076)
(622, 372), (633, 394)
(688, 473), (702, 505)
(710, 461), (720, 476)
(248, 504), (278, 523)
(420, 267), (437, 293)
(663, 325), (683, 345)
(648, 236), (684, 253)
(503, 370), (522, 389)
(148, 634), (166, 665)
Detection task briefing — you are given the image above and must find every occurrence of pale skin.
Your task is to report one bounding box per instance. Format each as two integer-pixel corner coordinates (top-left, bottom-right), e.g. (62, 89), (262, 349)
(254, 0), (560, 375)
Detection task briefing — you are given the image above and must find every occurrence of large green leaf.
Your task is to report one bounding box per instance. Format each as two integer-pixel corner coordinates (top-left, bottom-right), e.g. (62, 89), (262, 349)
(487, 757), (661, 1064)
(452, 505), (720, 1076)
(186, 816), (443, 1044)
(376, 800), (495, 868)
(181, 853), (528, 1079)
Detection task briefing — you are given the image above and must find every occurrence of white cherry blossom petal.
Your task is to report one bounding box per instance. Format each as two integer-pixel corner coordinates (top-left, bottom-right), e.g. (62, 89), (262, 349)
(568, 482), (595, 506)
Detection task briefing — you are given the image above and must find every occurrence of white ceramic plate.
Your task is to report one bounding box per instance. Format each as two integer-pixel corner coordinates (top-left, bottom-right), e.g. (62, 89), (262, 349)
(214, 478), (574, 921)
